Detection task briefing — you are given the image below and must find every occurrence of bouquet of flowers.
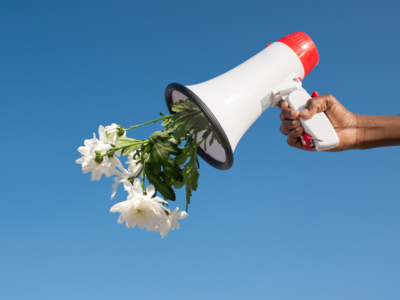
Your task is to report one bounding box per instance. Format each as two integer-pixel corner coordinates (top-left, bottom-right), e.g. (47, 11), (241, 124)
(76, 99), (222, 238)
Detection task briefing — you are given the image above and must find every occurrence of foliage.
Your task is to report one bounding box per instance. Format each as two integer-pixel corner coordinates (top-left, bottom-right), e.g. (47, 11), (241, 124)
(78, 98), (222, 212)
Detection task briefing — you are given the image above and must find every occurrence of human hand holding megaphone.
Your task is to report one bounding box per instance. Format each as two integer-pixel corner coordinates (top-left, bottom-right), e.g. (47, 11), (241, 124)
(279, 94), (359, 152)
(279, 93), (400, 152)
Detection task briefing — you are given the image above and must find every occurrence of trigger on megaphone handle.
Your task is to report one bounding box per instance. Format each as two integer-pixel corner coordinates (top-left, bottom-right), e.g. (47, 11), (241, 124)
(311, 91), (319, 98)
(298, 91), (319, 150)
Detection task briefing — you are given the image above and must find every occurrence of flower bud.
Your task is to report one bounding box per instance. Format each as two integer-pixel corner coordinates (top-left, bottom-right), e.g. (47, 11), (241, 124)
(117, 125), (125, 137)
(94, 151), (104, 165)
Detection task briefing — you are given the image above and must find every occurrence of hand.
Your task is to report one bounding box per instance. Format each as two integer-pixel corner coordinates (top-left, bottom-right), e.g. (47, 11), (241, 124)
(279, 94), (360, 151)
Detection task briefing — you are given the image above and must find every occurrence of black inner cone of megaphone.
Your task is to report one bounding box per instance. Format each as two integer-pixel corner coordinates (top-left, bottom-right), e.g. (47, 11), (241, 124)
(165, 83), (234, 170)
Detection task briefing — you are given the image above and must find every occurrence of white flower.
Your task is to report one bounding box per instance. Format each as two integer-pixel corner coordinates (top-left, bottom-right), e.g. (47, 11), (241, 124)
(110, 168), (131, 200)
(98, 125), (109, 145)
(105, 123), (126, 145)
(99, 125), (124, 173)
(168, 207), (188, 231)
(155, 207), (188, 238)
(126, 153), (144, 177)
(76, 127), (113, 181)
(111, 152), (145, 201)
(110, 178), (169, 232)
(109, 149), (124, 173)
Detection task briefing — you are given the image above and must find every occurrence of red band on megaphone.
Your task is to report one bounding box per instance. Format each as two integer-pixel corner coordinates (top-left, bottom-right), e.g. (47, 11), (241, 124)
(277, 32), (319, 78)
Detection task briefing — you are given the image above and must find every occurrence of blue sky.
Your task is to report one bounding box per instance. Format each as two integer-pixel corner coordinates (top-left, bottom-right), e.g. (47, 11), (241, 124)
(1, 0), (400, 299)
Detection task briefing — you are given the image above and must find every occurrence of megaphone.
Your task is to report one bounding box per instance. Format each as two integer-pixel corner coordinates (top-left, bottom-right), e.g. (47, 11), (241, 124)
(165, 32), (339, 170)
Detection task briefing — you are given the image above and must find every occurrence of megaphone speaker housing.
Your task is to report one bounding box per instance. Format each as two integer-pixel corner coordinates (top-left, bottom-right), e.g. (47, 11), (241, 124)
(165, 32), (319, 170)
(165, 83), (234, 170)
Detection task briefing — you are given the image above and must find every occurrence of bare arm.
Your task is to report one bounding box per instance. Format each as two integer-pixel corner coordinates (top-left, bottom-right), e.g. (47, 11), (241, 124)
(356, 114), (400, 149)
(279, 94), (400, 151)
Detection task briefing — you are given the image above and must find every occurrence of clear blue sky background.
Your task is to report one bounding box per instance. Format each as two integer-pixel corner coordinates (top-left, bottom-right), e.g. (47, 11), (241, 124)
(1, 1), (400, 299)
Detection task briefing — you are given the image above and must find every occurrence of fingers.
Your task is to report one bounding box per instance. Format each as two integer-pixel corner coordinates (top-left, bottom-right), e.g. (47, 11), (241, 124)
(279, 103), (301, 137)
(280, 107), (300, 121)
(280, 119), (301, 135)
(279, 101), (307, 151)
(287, 126), (303, 147)
(300, 94), (337, 119)
(287, 127), (317, 151)
(278, 100), (289, 111)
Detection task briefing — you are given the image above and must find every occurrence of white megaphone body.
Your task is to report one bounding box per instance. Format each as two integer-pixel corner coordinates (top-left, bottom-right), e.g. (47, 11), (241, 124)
(165, 32), (339, 170)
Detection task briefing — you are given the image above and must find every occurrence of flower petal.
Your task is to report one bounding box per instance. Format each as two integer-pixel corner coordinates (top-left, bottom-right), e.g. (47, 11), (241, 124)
(132, 178), (143, 196)
(110, 203), (121, 213)
(146, 184), (155, 198)
(122, 181), (133, 194)
(175, 211), (188, 220)
(118, 214), (126, 224)
(110, 178), (121, 200)
(98, 125), (107, 143)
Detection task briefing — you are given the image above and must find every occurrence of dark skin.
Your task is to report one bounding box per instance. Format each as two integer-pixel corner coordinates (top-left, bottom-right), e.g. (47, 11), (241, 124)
(279, 94), (400, 151)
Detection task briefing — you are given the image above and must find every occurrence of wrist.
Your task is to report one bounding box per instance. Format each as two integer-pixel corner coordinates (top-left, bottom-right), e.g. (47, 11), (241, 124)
(354, 114), (400, 149)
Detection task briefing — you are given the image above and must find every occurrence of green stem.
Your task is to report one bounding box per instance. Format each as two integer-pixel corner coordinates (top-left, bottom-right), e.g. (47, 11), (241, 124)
(141, 164), (146, 194)
(180, 132), (196, 141)
(199, 137), (207, 145)
(101, 141), (147, 158)
(195, 137), (207, 147)
(125, 115), (172, 131)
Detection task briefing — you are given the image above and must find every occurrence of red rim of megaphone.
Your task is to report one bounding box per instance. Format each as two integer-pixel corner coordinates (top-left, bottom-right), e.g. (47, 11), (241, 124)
(277, 32), (319, 78)
(165, 83), (234, 171)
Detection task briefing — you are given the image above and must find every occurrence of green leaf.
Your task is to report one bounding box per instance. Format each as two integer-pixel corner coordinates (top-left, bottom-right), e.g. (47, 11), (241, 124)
(115, 136), (141, 148)
(201, 127), (213, 151)
(165, 99), (226, 149)
(175, 142), (200, 211)
(165, 99), (210, 140)
(160, 114), (172, 126)
(145, 163), (176, 200)
(212, 130), (225, 148)
(172, 178), (185, 189)
(122, 143), (142, 156)
(200, 125), (225, 149)
(161, 118), (171, 126)
(175, 145), (192, 166)
(148, 131), (183, 181)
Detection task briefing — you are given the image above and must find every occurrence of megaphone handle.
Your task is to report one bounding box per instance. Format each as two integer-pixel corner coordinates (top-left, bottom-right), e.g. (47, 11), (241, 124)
(299, 91), (319, 150)
(287, 90), (339, 151)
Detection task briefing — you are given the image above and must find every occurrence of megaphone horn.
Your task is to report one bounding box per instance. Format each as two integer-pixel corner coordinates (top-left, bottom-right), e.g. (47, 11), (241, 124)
(165, 32), (339, 170)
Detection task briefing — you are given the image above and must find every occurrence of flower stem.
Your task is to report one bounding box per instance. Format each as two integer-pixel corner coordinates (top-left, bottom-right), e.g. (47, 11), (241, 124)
(125, 115), (172, 131)
(198, 137), (207, 146)
(180, 132), (196, 141)
(141, 165), (146, 194)
(101, 141), (147, 158)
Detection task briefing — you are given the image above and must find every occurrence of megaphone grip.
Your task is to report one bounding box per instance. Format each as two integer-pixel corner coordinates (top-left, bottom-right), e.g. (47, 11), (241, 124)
(300, 91), (319, 149)
(287, 90), (339, 151)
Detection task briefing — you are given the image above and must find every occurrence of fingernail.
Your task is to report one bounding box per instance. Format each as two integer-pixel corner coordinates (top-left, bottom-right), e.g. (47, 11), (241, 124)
(295, 127), (300, 131)
(292, 120), (296, 125)
(291, 110), (297, 116)
(302, 108), (309, 114)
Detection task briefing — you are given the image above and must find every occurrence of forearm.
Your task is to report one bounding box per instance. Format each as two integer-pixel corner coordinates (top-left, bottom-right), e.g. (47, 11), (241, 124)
(355, 114), (400, 149)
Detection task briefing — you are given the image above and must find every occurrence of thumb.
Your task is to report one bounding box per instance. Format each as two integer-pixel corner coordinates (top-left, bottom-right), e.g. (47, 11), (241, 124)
(300, 94), (337, 119)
